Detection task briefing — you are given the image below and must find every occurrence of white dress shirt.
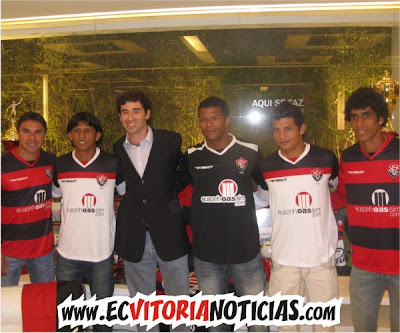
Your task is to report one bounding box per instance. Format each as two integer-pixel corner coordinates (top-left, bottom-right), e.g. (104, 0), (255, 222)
(123, 126), (153, 178)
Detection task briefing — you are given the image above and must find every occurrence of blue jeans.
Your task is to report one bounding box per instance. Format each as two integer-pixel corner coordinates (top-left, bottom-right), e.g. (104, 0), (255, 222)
(1, 251), (55, 286)
(124, 232), (189, 332)
(194, 254), (267, 332)
(56, 252), (114, 332)
(350, 265), (399, 332)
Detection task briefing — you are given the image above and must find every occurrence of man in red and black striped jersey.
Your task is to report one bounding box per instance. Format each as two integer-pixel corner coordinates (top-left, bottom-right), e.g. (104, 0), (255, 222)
(331, 87), (399, 332)
(1, 112), (55, 286)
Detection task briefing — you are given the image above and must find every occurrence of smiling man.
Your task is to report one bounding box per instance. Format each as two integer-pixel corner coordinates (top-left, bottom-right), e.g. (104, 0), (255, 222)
(52, 112), (123, 332)
(255, 101), (339, 332)
(331, 87), (399, 332)
(1, 112), (55, 286)
(113, 90), (190, 332)
(183, 96), (267, 332)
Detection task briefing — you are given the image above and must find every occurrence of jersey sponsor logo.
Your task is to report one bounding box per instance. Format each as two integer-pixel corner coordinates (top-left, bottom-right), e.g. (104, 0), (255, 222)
(271, 178), (287, 182)
(387, 162), (399, 178)
(347, 170), (364, 175)
(194, 165), (213, 170)
(355, 189), (393, 214)
(97, 174), (108, 186)
(15, 189), (50, 213)
(67, 193), (105, 216)
(277, 192), (321, 217)
(45, 167), (53, 179)
(235, 157), (248, 172)
(9, 176), (28, 182)
(295, 192), (312, 208)
(82, 193), (97, 208)
(219, 179), (238, 196)
(201, 179), (246, 206)
(371, 189), (389, 206)
(311, 168), (323, 182)
(34, 189), (47, 204)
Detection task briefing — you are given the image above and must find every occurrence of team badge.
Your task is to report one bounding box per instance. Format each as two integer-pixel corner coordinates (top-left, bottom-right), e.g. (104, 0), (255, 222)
(311, 168), (323, 181)
(97, 174), (108, 186)
(387, 162), (399, 178)
(45, 167), (53, 179)
(236, 157), (248, 172)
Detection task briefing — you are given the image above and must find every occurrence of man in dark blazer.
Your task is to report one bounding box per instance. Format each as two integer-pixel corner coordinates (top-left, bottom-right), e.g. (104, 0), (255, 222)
(114, 91), (190, 331)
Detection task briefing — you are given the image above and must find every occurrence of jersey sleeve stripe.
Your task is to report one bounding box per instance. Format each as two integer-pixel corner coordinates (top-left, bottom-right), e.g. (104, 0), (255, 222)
(263, 167), (332, 179)
(57, 171), (116, 179)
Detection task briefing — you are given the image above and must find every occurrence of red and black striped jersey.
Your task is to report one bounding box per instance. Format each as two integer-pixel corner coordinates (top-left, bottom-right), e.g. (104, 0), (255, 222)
(331, 133), (399, 274)
(1, 147), (55, 258)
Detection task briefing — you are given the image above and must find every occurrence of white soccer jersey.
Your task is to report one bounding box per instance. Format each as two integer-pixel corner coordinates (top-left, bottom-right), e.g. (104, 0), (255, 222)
(53, 148), (119, 262)
(260, 144), (339, 267)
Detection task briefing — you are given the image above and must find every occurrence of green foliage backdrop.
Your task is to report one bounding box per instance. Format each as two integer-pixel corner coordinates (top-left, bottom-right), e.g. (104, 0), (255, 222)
(1, 27), (391, 156)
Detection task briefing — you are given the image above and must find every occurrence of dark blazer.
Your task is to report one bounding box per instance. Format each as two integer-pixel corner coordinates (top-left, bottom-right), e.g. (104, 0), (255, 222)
(113, 128), (191, 262)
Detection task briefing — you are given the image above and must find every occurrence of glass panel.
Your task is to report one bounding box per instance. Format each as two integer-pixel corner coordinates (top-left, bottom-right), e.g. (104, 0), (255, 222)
(1, 26), (392, 155)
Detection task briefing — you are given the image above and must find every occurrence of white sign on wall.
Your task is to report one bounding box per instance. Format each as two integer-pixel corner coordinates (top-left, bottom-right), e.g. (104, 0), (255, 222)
(251, 98), (304, 108)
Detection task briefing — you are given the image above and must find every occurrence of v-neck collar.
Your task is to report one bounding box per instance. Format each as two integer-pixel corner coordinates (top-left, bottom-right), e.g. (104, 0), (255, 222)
(278, 143), (310, 165)
(204, 133), (236, 156)
(72, 147), (100, 167)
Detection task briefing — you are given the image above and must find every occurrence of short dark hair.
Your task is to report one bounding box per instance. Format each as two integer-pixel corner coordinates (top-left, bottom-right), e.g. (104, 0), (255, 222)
(271, 101), (305, 128)
(17, 111), (47, 133)
(344, 87), (388, 127)
(67, 112), (103, 146)
(115, 90), (152, 114)
(198, 96), (230, 118)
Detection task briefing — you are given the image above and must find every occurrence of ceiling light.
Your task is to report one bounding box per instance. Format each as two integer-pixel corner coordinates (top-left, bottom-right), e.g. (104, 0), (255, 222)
(182, 36), (208, 53)
(2, 2), (398, 26)
(181, 36), (216, 64)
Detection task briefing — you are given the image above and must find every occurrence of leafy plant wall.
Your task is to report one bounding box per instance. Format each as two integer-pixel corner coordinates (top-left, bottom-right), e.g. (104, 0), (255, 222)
(321, 27), (392, 156)
(1, 27), (391, 157)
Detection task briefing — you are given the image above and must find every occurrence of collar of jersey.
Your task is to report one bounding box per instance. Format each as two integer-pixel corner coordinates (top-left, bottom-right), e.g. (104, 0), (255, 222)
(278, 142), (310, 164)
(204, 133), (236, 155)
(72, 147), (100, 168)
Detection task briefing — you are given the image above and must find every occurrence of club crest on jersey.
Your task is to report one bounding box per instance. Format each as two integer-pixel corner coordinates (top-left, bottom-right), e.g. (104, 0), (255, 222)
(236, 157), (248, 172)
(387, 162), (399, 178)
(311, 168), (323, 181)
(97, 174), (108, 186)
(45, 167), (53, 179)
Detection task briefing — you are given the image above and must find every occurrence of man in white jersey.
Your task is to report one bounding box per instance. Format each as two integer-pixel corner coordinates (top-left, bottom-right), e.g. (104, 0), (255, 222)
(53, 112), (123, 332)
(255, 101), (339, 331)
